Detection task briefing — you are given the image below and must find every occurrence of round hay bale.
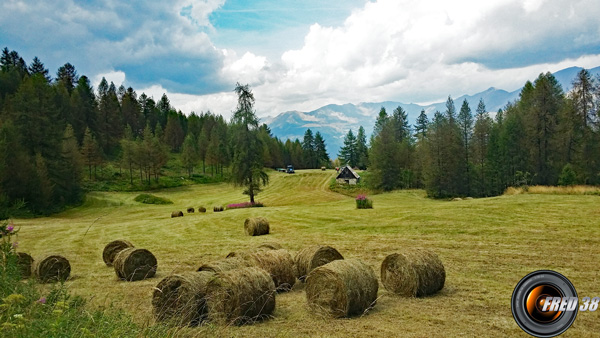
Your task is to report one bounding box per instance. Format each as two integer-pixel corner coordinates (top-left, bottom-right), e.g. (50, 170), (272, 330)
(257, 242), (282, 250)
(305, 259), (378, 318)
(16, 252), (33, 278)
(187, 207), (195, 213)
(380, 253), (418, 297)
(171, 211), (184, 218)
(451, 197), (462, 201)
(381, 249), (445, 297)
(197, 256), (253, 273)
(244, 217), (270, 236)
(34, 255), (71, 283)
(198, 206), (206, 213)
(213, 206), (223, 212)
(226, 249), (296, 292)
(152, 271), (214, 326)
(113, 248), (157, 281)
(294, 245), (344, 282)
(102, 240), (134, 266)
(206, 267), (276, 325)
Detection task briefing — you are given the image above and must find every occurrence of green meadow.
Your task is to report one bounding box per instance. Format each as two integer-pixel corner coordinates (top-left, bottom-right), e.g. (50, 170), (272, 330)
(13, 169), (600, 337)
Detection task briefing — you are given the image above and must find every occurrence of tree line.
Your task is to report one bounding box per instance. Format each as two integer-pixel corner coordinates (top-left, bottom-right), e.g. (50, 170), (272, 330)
(0, 48), (329, 214)
(337, 70), (600, 197)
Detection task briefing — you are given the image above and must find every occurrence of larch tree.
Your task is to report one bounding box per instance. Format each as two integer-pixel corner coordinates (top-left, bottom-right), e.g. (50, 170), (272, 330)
(230, 83), (268, 203)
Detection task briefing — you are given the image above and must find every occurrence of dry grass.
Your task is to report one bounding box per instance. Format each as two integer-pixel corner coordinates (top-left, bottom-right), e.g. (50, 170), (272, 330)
(12, 170), (600, 337)
(505, 185), (600, 195)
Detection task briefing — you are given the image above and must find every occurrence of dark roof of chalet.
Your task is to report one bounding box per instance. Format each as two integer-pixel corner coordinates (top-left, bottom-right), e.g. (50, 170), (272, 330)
(336, 165), (360, 179)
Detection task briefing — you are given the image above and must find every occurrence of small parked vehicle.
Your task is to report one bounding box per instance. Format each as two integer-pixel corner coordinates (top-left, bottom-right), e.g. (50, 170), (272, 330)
(286, 165), (295, 174)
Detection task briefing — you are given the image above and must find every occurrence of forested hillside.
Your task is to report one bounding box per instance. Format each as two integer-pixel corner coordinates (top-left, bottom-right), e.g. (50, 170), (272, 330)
(0, 48), (330, 216)
(339, 70), (600, 197)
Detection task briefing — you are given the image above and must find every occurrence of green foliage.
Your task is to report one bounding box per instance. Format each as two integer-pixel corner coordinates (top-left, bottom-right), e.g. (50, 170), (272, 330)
(558, 163), (577, 186)
(338, 129), (358, 167)
(230, 83), (269, 203)
(355, 195), (373, 209)
(133, 193), (173, 205)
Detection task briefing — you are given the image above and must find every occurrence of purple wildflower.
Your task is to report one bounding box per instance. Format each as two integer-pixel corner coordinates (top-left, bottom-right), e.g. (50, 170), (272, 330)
(7, 225), (14, 232)
(37, 297), (46, 304)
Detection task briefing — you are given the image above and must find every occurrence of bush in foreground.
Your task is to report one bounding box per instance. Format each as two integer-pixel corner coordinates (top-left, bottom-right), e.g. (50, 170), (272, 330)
(355, 195), (373, 209)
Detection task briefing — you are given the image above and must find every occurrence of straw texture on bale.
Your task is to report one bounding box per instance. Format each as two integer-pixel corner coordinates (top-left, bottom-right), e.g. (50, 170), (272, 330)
(226, 249), (296, 291)
(294, 245), (344, 281)
(206, 267), (276, 325)
(257, 242), (282, 250)
(305, 259), (378, 318)
(244, 217), (270, 236)
(198, 207), (206, 213)
(197, 256), (253, 273)
(380, 253), (418, 297)
(187, 207), (195, 213)
(152, 271), (214, 326)
(102, 240), (134, 266)
(381, 249), (445, 297)
(16, 252), (33, 278)
(171, 211), (183, 218)
(35, 255), (71, 283)
(114, 248), (157, 281)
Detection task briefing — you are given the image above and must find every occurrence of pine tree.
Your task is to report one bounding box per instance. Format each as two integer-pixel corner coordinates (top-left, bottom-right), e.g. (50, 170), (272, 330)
(458, 99), (473, 195)
(314, 131), (329, 168)
(355, 126), (369, 170)
(230, 83), (268, 203)
(373, 107), (389, 138)
(28, 57), (51, 82)
(120, 125), (136, 184)
(57, 125), (83, 204)
(338, 129), (358, 167)
(415, 110), (429, 140)
(369, 121), (401, 191)
(56, 63), (78, 93)
(472, 99), (492, 196)
(81, 128), (102, 180)
(302, 129), (316, 168)
(164, 114), (184, 152)
(392, 106), (410, 142)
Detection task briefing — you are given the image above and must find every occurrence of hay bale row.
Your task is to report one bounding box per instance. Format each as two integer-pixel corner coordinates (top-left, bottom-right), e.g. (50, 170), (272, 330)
(226, 249), (295, 291)
(213, 206), (224, 212)
(114, 248), (157, 281)
(305, 259), (378, 318)
(380, 249), (445, 297)
(187, 207), (195, 213)
(206, 267), (276, 325)
(171, 211), (184, 218)
(244, 217), (269, 236)
(152, 271), (214, 326)
(103, 240), (134, 266)
(35, 255), (71, 283)
(16, 252), (33, 278)
(294, 245), (344, 281)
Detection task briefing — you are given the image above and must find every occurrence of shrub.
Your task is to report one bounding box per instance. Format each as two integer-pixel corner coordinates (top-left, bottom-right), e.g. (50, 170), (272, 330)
(558, 164), (577, 186)
(134, 194), (173, 205)
(355, 194), (373, 209)
(226, 202), (265, 209)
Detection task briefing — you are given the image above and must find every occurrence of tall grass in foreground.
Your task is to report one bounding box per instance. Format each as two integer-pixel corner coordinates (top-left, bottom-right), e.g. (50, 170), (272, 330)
(504, 185), (600, 195)
(0, 220), (172, 338)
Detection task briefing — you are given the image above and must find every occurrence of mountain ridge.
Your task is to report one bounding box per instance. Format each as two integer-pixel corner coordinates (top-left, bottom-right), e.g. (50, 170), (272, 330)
(265, 66), (600, 156)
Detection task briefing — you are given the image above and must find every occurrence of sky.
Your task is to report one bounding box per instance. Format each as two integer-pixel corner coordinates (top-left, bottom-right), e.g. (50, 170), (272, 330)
(1, 0), (600, 119)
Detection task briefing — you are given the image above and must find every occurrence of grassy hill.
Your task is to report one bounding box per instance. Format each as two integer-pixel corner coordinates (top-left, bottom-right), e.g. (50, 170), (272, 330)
(13, 169), (600, 337)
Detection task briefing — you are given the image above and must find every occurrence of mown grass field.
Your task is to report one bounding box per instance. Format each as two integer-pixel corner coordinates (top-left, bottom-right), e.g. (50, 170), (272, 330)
(13, 169), (600, 337)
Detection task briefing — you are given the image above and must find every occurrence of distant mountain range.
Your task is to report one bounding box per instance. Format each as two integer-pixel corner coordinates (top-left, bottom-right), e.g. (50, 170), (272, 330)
(264, 66), (600, 156)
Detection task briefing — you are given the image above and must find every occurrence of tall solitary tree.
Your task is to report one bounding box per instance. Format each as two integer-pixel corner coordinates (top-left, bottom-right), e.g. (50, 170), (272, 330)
(338, 129), (358, 167)
(230, 83), (268, 203)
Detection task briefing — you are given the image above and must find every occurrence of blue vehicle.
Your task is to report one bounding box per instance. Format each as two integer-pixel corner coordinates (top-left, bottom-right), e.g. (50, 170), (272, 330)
(286, 165), (295, 174)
